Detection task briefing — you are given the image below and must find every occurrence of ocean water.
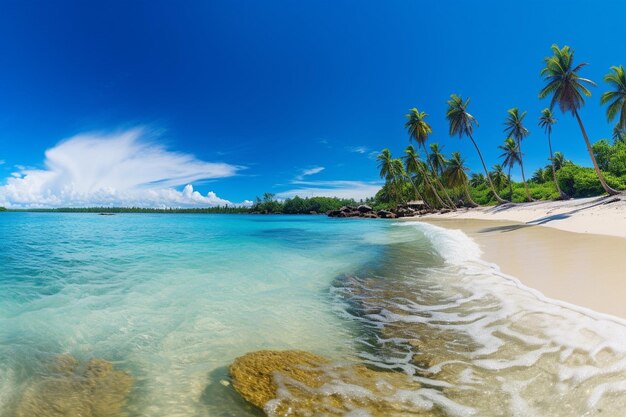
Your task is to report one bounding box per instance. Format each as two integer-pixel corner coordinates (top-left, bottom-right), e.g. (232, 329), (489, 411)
(1, 213), (625, 416)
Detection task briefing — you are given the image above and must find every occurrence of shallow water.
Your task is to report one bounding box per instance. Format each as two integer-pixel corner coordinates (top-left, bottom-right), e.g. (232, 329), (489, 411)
(1, 214), (625, 416)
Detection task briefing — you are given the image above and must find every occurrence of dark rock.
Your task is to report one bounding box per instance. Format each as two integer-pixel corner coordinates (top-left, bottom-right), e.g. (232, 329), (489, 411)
(356, 204), (373, 213)
(377, 210), (397, 219)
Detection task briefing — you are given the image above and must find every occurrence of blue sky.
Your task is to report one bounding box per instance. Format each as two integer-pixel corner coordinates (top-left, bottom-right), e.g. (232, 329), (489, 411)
(0, 0), (625, 207)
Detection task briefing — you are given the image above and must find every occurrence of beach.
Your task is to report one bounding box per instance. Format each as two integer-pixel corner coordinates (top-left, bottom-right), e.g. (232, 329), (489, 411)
(409, 195), (626, 319)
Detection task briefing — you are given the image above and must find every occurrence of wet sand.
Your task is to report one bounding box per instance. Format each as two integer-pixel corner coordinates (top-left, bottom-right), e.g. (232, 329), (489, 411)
(414, 218), (626, 319)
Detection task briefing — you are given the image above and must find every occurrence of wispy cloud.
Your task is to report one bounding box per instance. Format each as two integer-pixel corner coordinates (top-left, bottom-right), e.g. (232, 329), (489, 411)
(277, 180), (381, 201)
(367, 150), (380, 160)
(0, 128), (246, 208)
(347, 145), (369, 154)
(0, 160), (5, 166)
(294, 166), (325, 181)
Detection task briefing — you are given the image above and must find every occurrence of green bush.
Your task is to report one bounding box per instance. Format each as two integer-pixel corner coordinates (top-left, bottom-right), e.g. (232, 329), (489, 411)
(557, 164), (626, 198)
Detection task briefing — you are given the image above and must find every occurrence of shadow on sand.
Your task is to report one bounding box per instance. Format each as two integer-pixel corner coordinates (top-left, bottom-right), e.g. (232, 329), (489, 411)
(477, 196), (621, 234)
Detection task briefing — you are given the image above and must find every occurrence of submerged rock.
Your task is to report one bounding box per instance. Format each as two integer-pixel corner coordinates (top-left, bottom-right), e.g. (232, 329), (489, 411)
(229, 350), (436, 417)
(14, 355), (133, 417)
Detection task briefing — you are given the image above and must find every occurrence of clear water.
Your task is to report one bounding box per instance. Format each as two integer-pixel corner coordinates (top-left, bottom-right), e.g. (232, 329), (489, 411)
(1, 213), (625, 416)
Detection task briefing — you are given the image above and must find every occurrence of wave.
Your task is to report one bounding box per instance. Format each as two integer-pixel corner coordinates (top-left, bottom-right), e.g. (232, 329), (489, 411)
(329, 221), (626, 416)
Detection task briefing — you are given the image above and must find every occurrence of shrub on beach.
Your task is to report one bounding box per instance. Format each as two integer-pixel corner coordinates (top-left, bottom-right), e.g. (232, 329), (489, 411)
(557, 164), (626, 198)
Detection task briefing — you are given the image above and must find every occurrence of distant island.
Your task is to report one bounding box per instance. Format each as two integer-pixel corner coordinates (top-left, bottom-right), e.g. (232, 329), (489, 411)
(0, 195), (363, 215)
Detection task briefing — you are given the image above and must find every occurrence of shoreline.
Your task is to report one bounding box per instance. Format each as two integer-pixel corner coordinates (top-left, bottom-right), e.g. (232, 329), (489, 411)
(406, 216), (626, 319)
(413, 195), (626, 239)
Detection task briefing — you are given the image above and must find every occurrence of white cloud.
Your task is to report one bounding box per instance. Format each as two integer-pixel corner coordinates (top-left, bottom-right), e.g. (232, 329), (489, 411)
(0, 128), (245, 208)
(347, 146), (369, 154)
(367, 150), (380, 160)
(277, 180), (381, 201)
(294, 166), (325, 180)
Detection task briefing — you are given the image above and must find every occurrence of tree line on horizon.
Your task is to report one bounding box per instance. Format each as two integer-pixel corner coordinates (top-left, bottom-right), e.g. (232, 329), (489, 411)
(374, 44), (626, 209)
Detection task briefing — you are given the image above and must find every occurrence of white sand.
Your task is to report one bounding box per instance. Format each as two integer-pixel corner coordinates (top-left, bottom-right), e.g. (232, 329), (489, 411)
(402, 196), (626, 318)
(419, 195), (626, 238)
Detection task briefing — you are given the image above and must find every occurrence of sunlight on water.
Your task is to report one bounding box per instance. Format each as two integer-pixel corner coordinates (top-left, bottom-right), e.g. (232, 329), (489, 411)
(1, 214), (625, 416)
(0, 214), (384, 416)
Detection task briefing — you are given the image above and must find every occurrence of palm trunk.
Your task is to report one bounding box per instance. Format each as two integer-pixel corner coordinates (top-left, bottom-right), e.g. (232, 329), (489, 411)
(517, 139), (532, 202)
(463, 179), (478, 207)
(406, 174), (431, 209)
(508, 167), (513, 199)
(392, 179), (403, 205)
(468, 132), (509, 204)
(412, 156), (446, 209)
(547, 130), (568, 199)
(422, 144), (457, 209)
(574, 110), (620, 196)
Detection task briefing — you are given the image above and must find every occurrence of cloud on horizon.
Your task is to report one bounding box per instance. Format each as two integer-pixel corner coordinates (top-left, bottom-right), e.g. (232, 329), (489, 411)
(0, 129), (248, 208)
(277, 180), (381, 201)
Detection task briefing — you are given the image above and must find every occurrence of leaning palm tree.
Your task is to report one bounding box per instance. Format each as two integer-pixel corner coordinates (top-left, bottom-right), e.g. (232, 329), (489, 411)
(428, 143), (447, 176)
(446, 94), (508, 203)
(539, 44), (619, 195)
(391, 158), (409, 204)
(490, 164), (508, 193)
(498, 137), (522, 199)
(504, 108), (532, 201)
(538, 108), (568, 199)
(601, 65), (626, 130)
(405, 108), (456, 208)
(395, 149), (428, 207)
(443, 151), (478, 207)
(403, 145), (443, 208)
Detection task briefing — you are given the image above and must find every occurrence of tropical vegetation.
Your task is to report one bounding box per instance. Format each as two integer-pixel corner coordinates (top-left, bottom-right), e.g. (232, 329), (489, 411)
(370, 43), (625, 209)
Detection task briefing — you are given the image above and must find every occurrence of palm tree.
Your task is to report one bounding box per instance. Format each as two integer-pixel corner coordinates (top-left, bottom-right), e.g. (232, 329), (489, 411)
(538, 108), (568, 199)
(443, 151), (478, 207)
(539, 44), (619, 195)
(403, 145), (443, 208)
(552, 151), (566, 171)
(395, 148), (428, 207)
(470, 172), (486, 188)
(498, 137), (522, 199)
(601, 65), (626, 130)
(490, 164), (508, 193)
(504, 108), (532, 201)
(428, 143), (447, 176)
(405, 108), (456, 209)
(446, 94), (508, 203)
(377, 149), (402, 204)
(391, 158), (409, 204)
(613, 125), (626, 144)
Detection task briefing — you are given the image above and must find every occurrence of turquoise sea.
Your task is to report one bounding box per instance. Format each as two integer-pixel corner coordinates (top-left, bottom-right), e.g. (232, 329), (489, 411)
(1, 213), (626, 416)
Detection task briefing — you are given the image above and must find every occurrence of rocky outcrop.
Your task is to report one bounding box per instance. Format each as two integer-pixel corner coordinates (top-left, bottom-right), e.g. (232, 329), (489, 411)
(229, 350), (433, 417)
(327, 204), (454, 219)
(13, 355), (133, 417)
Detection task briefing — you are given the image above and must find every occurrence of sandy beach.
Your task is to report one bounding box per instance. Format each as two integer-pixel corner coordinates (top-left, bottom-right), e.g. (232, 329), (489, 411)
(407, 195), (626, 319)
